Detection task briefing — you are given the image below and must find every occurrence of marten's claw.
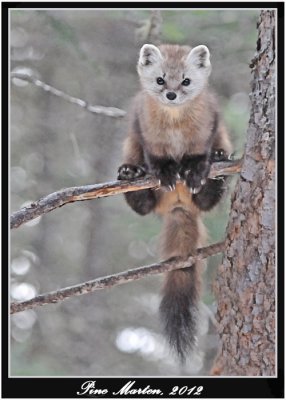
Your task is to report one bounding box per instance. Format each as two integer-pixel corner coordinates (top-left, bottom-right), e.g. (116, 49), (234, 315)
(189, 186), (202, 194)
(168, 184), (176, 191)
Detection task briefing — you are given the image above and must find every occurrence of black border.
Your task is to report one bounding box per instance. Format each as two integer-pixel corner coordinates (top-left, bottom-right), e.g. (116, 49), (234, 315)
(3, 2), (284, 399)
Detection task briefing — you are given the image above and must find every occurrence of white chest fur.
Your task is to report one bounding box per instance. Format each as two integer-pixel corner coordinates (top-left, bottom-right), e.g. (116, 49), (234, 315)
(164, 129), (190, 159)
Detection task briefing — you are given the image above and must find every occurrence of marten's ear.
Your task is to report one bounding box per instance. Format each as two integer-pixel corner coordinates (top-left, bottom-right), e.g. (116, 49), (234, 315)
(187, 45), (211, 69)
(138, 44), (163, 66)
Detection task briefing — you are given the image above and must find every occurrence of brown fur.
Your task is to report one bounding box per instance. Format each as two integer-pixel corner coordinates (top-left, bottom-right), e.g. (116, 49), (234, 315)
(155, 183), (200, 217)
(159, 44), (192, 66)
(158, 206), (207, 360)
(141, 91), (223, 158)
(121, 44), (232, 361)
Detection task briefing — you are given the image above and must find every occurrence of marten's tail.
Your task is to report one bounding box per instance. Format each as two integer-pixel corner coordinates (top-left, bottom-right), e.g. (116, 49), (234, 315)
(159, 207), (206, 362)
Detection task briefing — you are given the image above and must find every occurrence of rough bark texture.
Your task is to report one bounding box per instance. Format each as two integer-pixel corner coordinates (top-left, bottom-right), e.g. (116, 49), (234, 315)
(213, 10), (275, 376)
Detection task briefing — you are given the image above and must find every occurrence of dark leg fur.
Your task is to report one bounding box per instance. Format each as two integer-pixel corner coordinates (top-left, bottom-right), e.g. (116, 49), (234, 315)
(124, 190), (157, 215)
(117, 163), (157, 215)
(182, 149), (230, 211)
(192, 149), (229, 210)
(148, 155), (179, 189)
(180, 154), (211, 192)
(192, 177), (227, 211)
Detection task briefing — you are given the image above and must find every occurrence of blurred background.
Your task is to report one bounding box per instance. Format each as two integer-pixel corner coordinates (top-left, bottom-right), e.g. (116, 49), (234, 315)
(10, 8), (259, 376)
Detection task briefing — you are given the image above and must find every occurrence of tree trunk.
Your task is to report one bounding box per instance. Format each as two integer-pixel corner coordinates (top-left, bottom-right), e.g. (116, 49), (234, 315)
(213, 10), (275, 376)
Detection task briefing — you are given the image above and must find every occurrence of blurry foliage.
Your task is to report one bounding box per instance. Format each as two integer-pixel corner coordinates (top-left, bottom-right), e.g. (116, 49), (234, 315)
(10, 8), (258, 376)
(163, 22), (186, 42)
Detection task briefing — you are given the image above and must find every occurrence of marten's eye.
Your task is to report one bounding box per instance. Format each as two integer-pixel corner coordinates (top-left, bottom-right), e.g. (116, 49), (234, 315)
(156, 77), (165, 85)
(182, 78), (191, 86)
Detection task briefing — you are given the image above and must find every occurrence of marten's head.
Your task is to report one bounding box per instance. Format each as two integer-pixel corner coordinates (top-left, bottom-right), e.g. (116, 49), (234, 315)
(137, 43), (211, 106)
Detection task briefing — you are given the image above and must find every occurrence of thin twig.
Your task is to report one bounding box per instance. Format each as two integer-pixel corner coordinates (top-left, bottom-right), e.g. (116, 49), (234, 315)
(10, 159), (242, 229)
(10, 241), (225, 314)
(11, 72), (126, 118)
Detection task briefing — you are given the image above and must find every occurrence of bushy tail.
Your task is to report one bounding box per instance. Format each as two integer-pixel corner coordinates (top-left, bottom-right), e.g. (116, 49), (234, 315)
(159, 208), (206, 362)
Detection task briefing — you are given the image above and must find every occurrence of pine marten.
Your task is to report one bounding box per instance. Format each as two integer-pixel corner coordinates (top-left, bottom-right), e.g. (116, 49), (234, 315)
(117, 43), (232, 362)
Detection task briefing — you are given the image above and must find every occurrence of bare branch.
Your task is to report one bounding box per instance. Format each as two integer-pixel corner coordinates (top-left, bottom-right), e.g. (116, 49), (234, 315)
(11, 72), (126, 118)
(10, 159), (242, 229)
(10, 241), (225, 314)
(136, 10), (162, 45)
(10, 176), (160, 229)
(208, 158), (242, 177)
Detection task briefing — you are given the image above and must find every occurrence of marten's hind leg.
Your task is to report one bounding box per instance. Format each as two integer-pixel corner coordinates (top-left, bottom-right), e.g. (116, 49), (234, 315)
(118, 164), (157, 215)
(192, 148), (229, 211)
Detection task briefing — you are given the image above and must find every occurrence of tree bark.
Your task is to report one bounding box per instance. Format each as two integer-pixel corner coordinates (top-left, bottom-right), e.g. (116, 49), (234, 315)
(213, 10), (275, 376)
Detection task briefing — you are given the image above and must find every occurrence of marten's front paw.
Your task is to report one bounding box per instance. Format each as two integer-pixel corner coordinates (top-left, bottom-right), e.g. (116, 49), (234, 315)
(148, 157), (179, 191)
(157, 174), (177, 191)
(153, 165), (178, 191)
(180, 155), (211, 194)
(184, 170), (209, 193)
(211, 149), (228, 162)
(117, 164), (146, 180)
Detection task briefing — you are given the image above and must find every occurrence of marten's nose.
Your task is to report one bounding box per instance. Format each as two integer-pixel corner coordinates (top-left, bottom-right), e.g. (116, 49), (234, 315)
(166, 92), (177, 100)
